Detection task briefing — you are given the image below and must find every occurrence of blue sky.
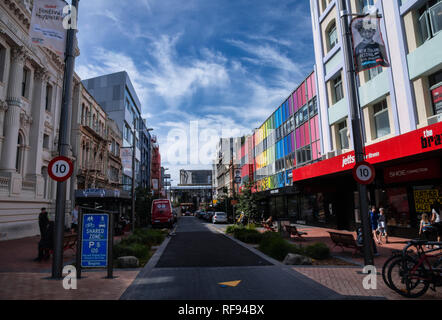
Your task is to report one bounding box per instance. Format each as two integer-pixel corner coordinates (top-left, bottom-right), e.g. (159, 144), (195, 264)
(75, 0), (315, 185)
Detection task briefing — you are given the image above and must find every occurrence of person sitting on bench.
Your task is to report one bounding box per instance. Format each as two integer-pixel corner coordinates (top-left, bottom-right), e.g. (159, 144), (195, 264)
(262, 216), (274, 231)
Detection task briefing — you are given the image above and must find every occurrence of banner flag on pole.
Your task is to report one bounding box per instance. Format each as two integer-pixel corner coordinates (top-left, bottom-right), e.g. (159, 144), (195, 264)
(351, 15), (389, 72)
(30, 0), (67, 57)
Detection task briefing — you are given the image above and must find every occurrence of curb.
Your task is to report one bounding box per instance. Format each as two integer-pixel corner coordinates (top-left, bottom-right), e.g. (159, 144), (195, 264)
(119, 231), (173, 300)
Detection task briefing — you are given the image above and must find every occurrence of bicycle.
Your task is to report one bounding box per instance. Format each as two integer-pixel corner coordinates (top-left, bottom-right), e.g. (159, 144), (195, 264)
(387, 239), (442, 298)
(381, 243), (410, 289)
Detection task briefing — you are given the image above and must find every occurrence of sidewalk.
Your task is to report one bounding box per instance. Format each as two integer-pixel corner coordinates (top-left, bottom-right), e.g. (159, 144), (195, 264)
(281, 224), (442, 300)
(0, 234), (140, 300)
(216, 222), (441, 300)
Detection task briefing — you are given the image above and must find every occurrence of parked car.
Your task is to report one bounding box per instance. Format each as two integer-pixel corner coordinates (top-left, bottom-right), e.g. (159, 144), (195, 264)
(151, 199), (174, 228)
(182, 211), (193, 217)
(212, 212), (228, 224)
(199, 211), (207, 219)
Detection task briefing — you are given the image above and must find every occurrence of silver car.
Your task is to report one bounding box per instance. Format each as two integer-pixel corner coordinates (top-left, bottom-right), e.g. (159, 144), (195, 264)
(212, 212), (227, 224)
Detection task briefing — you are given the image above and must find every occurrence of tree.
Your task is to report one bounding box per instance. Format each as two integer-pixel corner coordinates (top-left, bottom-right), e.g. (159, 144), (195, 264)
(135, 187), (153, 227)
(237, 180), (258, 225)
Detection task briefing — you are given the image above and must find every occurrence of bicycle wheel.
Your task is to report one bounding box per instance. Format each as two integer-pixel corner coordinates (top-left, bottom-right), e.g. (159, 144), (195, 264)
(387, 255), (430, 298)
(382, 254), (401, 289)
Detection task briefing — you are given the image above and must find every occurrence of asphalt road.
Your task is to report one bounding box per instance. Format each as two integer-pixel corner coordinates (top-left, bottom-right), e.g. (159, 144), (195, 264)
(120, 217), (344, 300)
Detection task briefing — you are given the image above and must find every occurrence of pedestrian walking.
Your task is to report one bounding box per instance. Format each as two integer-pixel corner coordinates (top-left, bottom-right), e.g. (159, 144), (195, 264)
(419, 213), (433, 247)
(377, 207), (388, 244)
(71, 205), (79, 233)
(430, 204), (441, 245)
(369, 205), (381, 244)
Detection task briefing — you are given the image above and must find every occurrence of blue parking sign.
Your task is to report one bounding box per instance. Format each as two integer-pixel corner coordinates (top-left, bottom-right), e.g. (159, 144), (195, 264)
(81, 214), (109, 267)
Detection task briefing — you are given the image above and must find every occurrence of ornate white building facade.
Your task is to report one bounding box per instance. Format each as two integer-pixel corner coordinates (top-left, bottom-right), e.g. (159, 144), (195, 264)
(0, 0), (77, 240)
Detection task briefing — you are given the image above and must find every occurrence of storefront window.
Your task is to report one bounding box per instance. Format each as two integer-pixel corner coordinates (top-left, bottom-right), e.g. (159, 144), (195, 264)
(300, 194), (323, 224)
(386, 187), (410, 228)
(413, 185), (442, 215)
(287, 195), (298, 220)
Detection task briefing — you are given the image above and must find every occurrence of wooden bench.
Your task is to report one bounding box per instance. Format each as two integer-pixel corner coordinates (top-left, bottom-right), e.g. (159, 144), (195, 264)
(285, 224), (308, 241)
(328, 231), (362, 255)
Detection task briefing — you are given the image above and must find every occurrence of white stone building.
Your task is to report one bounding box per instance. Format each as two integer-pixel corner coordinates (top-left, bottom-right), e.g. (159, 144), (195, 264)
(0, 0), (77, 240)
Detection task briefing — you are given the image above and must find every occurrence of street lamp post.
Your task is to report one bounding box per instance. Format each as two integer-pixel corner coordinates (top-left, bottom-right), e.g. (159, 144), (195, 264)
(339, 0), (374, 266)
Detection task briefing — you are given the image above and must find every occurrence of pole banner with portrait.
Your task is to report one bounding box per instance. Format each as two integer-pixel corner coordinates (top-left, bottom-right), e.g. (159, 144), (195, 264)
(30, 0), (67, 57)
(351, 16), (389, 72)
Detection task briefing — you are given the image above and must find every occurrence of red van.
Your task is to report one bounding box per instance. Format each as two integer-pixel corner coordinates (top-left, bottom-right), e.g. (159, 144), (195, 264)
(151, 199), (174, 228)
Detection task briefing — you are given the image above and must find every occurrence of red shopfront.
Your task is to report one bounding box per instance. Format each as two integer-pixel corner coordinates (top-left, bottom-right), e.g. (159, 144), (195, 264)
(292, 121), (442, 237)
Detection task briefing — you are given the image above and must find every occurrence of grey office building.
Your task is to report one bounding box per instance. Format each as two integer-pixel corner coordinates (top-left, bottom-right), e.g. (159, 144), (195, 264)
(82, 71), (150, 192)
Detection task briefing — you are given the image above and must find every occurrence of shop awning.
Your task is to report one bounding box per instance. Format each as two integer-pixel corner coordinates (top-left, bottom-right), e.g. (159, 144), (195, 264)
(292, 121), (442, 182)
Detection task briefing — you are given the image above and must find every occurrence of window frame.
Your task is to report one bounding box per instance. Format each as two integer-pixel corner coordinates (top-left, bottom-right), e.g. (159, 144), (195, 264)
(373, 100), (390, 139)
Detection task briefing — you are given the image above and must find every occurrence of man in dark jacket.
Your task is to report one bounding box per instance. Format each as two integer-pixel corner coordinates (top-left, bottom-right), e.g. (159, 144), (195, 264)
(34, 221), (54, 261)
(38, 208), (49, 237)
(34, 208), (51, 262)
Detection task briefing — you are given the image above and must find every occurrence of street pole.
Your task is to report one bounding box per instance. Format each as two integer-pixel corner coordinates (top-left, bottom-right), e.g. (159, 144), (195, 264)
(52, 0), (80, 279)
(339, 0), (374, 266)
(131, 119), (136, 233)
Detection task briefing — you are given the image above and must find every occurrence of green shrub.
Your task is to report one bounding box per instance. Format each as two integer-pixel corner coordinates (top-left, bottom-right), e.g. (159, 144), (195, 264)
(245, 223), (257, 230)
(226, 225), (244, 234)
(113, 242), (150, 259)
(258, 232), (294, 261)
(233, 228), (262, 244)
(128, 228), (166, 246)
(304, 242), (330, 260)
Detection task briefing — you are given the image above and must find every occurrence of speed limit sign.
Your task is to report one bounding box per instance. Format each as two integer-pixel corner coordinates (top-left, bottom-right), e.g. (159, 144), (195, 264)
(48, 156), (73, 182)
(352, 161), (375, 185)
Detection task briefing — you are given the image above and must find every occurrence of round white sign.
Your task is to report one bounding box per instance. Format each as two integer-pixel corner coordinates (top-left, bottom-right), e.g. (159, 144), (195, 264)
(352, 161), (375, 185)
(48, 156), (73, 182)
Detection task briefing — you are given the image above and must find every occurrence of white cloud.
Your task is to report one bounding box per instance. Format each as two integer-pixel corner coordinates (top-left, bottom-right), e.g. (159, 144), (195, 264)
(226, 39), (304, 76)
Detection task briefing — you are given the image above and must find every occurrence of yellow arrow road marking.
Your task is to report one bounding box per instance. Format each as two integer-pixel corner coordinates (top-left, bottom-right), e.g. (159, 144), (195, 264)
(218, 280), (241, 287)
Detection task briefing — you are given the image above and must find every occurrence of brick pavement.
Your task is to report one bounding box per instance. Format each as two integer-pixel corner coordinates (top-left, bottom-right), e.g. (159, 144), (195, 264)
(293, 266), (442, 300)
(284, 225), (441, 300)
(0, 233), (140, 300)
(0, 271), (139, 300)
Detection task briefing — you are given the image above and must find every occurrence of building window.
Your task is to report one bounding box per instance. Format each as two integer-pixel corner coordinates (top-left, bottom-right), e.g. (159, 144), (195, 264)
(367, 66), (383, 81)
(418, 0), (442, 45)
(359, 0), (375, 14)
(296, 146), (312, 165)
(373, 99), (390, 138)
(0, 44), (5, 82)
(22, 67), (30, 98)
(43, 134), (49, 149)
(327, 21), (338, 51)
(338, 121), (349, 149)
(16, 133), (24, 173)
(429, 69), (442, 115)
(45, 84), (52, 111)
(309, 97), (318, 117)
(332, 75), (344, 104)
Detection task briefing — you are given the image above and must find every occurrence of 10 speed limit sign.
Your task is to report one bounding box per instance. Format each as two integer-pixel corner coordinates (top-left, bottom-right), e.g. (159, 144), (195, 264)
(352, 161), (375, 185)
(48, 156), (73, 182)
